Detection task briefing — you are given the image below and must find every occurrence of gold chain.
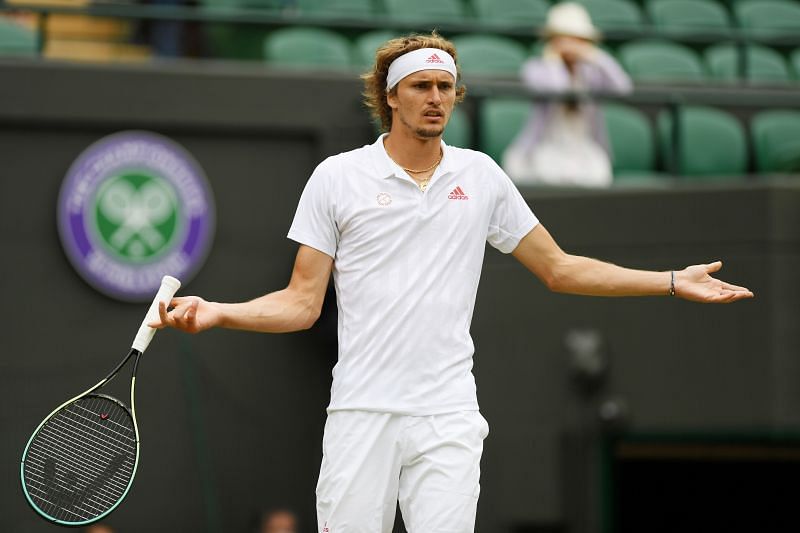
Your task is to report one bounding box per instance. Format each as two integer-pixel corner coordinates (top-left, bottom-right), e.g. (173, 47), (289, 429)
(387, 149), (443, 175)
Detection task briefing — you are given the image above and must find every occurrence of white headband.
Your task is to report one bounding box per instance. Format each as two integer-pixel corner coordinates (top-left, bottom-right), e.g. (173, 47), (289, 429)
(386, 48), (457, 92)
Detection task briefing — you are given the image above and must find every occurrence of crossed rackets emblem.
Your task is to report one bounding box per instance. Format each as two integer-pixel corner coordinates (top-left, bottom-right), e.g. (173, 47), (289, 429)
(96, 177), (177, 259)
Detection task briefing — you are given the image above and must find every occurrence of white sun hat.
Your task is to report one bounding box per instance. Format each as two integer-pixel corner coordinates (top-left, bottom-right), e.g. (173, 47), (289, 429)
(542, 2), (601, 41)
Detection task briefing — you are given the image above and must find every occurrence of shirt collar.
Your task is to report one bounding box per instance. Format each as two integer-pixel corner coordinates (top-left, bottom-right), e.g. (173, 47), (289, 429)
(372, 133), (459, 182)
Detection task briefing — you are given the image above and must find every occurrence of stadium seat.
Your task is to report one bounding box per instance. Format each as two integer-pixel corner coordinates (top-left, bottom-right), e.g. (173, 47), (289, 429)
(354, 30), (397, 70)
(647, 0), (732, 36)
(478, 98), (530, 164)
(471, 0), (551, 27)
(451, 34), (527, 77)
(704, 43), (791, 83)
(735, 0), (800, 38)
(791, 47), (800, 79)
(443, 106), (473, 148)
(0, 18), (38, 57)
(603, 103), (656, 175)
(573, 0), (644, 31)
(618, 40), (706, 82)
(658, 106), (747, 177)
(297, 0), (376, 19)
(263, 27), (353, 69)
(384, 0), (467, 24)
(751, 109), (800, 173)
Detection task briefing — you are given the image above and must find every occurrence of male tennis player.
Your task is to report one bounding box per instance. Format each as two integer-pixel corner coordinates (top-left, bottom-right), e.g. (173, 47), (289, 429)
(154, 33), (753, 533)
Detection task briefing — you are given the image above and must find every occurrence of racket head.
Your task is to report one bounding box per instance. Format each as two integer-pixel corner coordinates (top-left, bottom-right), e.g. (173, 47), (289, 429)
(20, 393), (139, 526)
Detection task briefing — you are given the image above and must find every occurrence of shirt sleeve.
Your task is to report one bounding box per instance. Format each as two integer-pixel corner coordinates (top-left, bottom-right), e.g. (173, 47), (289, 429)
(485, 156), (539, 253)
(287, 161), (339, 259)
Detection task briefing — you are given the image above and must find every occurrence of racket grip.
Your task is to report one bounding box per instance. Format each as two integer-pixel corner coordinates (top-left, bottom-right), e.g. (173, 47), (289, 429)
(132, 275), (182, 353)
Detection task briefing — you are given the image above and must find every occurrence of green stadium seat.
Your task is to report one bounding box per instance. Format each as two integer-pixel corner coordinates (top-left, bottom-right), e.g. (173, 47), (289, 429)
(603, 103), (656, 175)
(735, 0), (800, 38)
(647, 0), (732, 36)
(354, 30), (398, 70)
(751, 109), (800, 173)
(704, 43), (791, 83)
(472, 0), (551, 27)
(297, 0), (376, 19)
(479, 98), (530, 164)
(0, 18), (38, 57)
(443, 106), (472, 148)
(791, 47), (800, 79)
(384, 0), (467, 24)
(200, 0), (278, 60)
(263, 27), (353, 69)
(658, 106), (747, 177)
(618, 40), (706, 82)
(451, 34), (527, 77)
(573, 0), (644, 31)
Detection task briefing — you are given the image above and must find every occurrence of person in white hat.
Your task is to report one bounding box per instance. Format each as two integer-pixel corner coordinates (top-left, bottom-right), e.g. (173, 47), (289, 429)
(503, 2), (633, 187)
(153, 31), (753, 533)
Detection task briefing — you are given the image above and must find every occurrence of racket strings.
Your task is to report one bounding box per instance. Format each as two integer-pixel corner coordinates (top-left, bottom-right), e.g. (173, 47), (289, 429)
(23, 396), (137, 523)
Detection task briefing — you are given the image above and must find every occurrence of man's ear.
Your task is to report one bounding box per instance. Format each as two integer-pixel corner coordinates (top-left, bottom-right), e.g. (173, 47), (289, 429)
(386, 88), (398, 110)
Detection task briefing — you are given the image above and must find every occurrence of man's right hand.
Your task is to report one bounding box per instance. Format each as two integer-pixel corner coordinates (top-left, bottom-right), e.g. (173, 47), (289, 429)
(150, 296), (222, 334)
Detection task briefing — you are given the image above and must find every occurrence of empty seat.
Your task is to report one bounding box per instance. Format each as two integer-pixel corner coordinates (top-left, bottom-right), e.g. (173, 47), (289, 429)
(791, 47), (800, 79)
(0, 18), (38, 57)
(618, 40), (706, 82)
(751, 109), (800, 172)
(452, 34), (527, 77)
(472, 0), (551, 27)
(384, 0), (467, 24)
(479, 98), (531, 164)
(705, 43), (791, 83)
(443, 106), (473, 148)
(574, 0), (644, 31)
(603, 103), (656, 175)
(297, 0), (376, 19)
(263, 27), (353, 69)
(735, 0), (800, 38)
(647, 0), (732, 36)
(354, 30), (398, 70)
(658, 106), (747, 177)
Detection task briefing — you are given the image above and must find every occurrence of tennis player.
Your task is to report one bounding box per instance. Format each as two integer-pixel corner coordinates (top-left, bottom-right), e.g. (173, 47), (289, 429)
(153, 33), (753, 533)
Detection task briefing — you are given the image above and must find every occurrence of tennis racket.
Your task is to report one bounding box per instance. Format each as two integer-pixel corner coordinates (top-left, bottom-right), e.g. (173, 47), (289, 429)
(20, 275), (181, 527)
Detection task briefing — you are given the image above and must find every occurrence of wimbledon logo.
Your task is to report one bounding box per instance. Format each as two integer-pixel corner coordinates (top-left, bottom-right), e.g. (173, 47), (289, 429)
(57, 131), (215, 301)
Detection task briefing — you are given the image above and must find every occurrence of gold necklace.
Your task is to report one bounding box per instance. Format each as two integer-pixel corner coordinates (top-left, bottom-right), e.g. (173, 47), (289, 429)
(386, 149), (443, 191)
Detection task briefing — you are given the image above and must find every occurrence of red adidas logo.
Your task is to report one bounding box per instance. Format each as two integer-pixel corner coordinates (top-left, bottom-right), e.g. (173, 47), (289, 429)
(426, 53), (445, 64)
(448, 186), (469, 200)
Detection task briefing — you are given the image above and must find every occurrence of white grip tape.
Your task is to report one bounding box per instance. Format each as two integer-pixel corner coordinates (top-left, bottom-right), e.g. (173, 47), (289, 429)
(131, 275), (182, 353)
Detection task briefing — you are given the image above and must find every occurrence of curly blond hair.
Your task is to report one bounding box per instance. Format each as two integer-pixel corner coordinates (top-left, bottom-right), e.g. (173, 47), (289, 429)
(362, 32), (467, 132)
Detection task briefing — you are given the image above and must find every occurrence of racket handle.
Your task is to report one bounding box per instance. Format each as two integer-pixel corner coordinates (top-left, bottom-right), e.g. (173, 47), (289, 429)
(132, 275), (182, 353)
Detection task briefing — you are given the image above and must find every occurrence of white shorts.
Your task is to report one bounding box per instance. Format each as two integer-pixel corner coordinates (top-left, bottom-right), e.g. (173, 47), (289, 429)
(316, 410), (490, 533)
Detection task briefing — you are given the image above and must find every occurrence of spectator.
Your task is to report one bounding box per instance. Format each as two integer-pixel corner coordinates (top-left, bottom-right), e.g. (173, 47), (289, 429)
(258, 508), (298, 533)
(503, 2), (633, 187)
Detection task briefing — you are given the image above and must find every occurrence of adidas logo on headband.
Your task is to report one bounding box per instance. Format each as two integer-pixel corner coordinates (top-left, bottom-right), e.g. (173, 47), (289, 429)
(426, 53), (445, 64)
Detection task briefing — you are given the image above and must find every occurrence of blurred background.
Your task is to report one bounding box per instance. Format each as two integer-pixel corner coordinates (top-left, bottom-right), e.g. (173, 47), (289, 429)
(1, 0), (799, 531)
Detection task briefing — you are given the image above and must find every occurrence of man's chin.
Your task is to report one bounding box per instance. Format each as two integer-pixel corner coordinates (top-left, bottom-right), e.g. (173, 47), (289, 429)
(415, 125), (445, 139)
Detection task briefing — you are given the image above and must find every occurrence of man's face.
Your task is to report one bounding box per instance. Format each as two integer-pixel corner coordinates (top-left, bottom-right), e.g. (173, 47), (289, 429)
(387, 69), (456, 139)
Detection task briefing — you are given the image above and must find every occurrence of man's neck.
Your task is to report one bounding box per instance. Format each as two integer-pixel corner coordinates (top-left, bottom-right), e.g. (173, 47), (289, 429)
(383, 128), (442, 171)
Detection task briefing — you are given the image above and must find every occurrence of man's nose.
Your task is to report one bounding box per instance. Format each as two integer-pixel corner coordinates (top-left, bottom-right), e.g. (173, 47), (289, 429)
(428, 86), (442, 104)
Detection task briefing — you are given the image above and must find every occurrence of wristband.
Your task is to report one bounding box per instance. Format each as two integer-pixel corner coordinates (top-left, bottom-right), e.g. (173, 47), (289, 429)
(669, 271), (676, 296)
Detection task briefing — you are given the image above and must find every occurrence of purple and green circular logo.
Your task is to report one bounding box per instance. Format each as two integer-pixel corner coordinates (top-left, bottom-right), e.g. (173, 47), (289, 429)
(57, 131), (215, 301)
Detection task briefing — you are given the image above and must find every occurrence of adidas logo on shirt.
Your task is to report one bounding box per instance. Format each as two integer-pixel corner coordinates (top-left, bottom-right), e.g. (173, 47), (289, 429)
(448, 186), (469, 200)
(426, 53), (445, 64)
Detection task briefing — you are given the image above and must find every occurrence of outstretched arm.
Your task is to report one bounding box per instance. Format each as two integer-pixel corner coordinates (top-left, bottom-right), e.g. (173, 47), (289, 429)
(151, 244), (333, 333)
(512, 225), (754, 303)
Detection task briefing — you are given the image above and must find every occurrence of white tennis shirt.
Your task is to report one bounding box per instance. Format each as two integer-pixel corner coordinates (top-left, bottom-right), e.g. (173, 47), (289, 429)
(288, 134), (539, 415)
